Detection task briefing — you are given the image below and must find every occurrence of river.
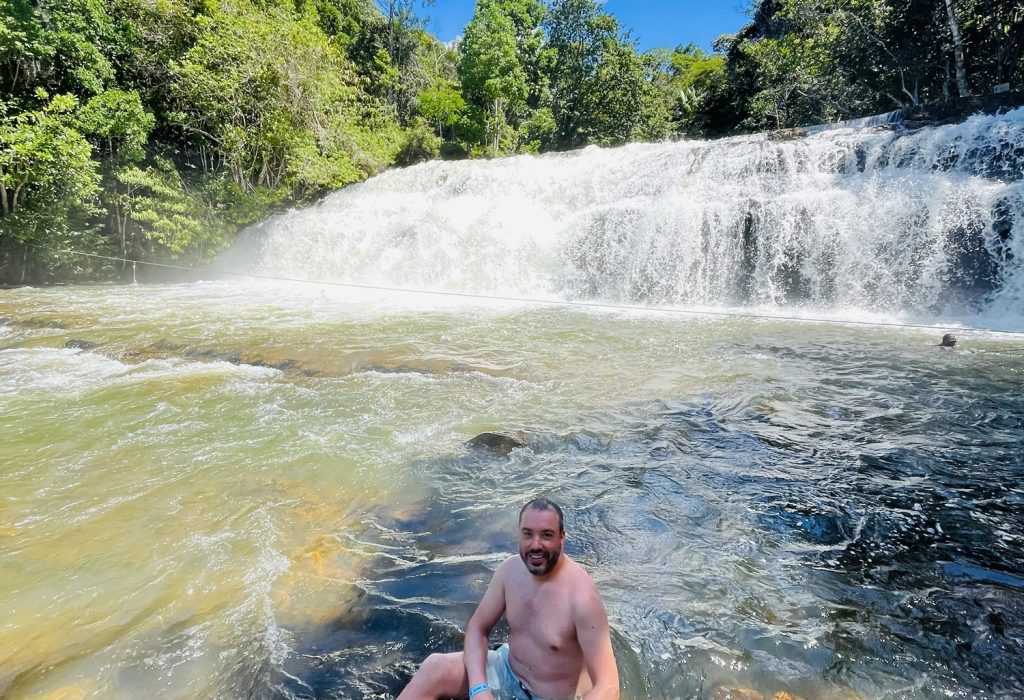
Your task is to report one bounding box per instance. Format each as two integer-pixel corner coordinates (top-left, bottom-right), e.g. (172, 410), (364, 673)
(2, 109), (1023, 700)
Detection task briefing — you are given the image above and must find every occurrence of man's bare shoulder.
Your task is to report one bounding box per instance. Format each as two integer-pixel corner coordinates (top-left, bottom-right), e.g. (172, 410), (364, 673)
(562, 556), (597, 583)
(493, 554), (521, 580)
(562, 558), (605, 610)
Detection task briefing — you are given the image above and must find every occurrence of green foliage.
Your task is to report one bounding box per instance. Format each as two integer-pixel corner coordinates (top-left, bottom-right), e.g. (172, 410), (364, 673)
(718, 0), (1024, 130)
(517, 107), (556, 152)
(0, 0), (425, 282)
(0, 93), (101, 240)
(394, 117), (442, 165)
(545, 0), (669, 148)
(116, 159), (223, 254)
(545, 0), (619, 148)
(1, 0), (54, 106)
(0, 93), (103, 281)
(168, 1), (362, 191)
(577, 40), (670, 145)
(77, 89), (155, 163)
(418, 84), (466, 136)
(647, 45), (729, 136)
(459, 0), (536, 155)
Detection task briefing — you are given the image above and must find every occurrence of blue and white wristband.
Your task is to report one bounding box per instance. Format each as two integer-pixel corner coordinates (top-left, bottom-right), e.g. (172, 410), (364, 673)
(468, 682), (489, 698)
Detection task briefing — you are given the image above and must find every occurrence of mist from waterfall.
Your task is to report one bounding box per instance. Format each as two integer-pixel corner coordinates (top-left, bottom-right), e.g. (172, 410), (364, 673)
(218, 108), (1024, 328)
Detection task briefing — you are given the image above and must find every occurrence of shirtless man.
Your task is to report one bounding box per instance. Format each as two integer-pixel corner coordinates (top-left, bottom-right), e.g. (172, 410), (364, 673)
(397, 498), (619, 700)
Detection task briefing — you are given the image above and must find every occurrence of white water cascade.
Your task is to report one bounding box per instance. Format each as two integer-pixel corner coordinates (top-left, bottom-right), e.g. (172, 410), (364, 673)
(218, 108), (1024, 326)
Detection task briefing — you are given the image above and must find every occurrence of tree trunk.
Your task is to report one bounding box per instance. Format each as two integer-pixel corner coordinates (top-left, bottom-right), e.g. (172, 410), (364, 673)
(388, 1), (395, 60)
(944, 0), (970, 97)
(387, 0), (396, 104)
(114, 197), (126, 267)
(0, 168), (8, 216)
(490, 99), (505, 157)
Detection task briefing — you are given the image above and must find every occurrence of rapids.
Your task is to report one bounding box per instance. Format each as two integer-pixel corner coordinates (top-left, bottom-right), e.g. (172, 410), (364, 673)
(2, 110), (1024, 700)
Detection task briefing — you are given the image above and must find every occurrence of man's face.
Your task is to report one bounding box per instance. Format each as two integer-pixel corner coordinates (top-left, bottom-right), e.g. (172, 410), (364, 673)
(519, 506), (564, 577)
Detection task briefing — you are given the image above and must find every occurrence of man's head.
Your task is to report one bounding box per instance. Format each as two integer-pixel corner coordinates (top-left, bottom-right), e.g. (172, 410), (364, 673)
(941, 333), (958, 347)
(518, 498), (565, 577)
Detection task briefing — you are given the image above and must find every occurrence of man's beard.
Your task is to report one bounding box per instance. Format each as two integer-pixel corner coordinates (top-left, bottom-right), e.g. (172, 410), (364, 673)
(521, 548), (560, 576)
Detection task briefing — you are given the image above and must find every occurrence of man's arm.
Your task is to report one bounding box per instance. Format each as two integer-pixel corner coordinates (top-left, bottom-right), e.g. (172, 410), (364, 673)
(575, 581), (620, 700)
(464, 559), (509, 698)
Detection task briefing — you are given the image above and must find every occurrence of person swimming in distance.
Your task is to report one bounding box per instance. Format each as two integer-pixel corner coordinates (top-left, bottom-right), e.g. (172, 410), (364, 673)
(940, 333), (957, 347)
(397, 497), (619, 700)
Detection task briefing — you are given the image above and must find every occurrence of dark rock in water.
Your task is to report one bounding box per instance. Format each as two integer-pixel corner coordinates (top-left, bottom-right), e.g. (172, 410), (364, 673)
(767, 127), (805, 142)
(466, 431), (528, 454)
(63, 339), (100, 350)
(149, 339), (181, 352)
(22, 316), (66, 329)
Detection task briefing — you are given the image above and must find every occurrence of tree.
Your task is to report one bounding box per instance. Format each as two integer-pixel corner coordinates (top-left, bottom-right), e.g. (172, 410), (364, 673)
(167, 0), (401, 196)
(115, 157), (227, 257)
(418, 84), (465, 137)
(579, 40), (670, 145)
(456, 0), (548, 155)
(0, 93), (101, 281)
(719, 0), (1023, 130)
(545, 0), (618, 148)
(647, 44), (729, 136)
(77, 89), (154, 167)
(944, 0), (970, 96)
(545, 0), (668, 147)
(0, 0), (52, 105)
(459, 1), (530, 155)
(720, 0), (947, 129)
(0, 94), (99, 227)
(956, 0), (1023, 92)
(76, 89), (155, 258)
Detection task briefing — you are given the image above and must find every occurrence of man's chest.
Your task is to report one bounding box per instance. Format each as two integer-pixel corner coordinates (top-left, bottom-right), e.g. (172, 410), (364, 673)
(505, 586), (577, 651)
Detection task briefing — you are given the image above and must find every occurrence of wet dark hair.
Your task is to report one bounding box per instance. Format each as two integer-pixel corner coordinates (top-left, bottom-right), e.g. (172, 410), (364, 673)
(941, 333), (957, 347)
(520, 497), (564, 534)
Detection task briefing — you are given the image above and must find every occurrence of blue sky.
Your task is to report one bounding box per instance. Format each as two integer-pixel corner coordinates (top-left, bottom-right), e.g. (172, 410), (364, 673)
(417, 1), (752, 53)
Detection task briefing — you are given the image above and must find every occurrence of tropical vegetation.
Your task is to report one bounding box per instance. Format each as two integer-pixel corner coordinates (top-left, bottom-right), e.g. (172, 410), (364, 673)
(1, 0), (1020, 282)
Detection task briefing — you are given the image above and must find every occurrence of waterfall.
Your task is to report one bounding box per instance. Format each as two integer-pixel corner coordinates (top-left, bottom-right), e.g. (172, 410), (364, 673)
(217, 108), (1024, 324)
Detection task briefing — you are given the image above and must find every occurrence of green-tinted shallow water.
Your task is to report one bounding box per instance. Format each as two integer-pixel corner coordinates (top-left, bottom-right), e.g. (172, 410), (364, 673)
(2, 282), (1023, 699)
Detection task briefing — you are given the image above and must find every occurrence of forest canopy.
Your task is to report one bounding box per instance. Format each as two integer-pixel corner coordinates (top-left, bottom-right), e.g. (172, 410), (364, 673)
(1, 0), (1021, 283)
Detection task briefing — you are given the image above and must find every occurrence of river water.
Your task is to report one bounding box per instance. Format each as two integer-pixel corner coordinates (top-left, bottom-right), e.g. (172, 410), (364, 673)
(2, 283), (1022, 700)
(3, 110), (1024, 699)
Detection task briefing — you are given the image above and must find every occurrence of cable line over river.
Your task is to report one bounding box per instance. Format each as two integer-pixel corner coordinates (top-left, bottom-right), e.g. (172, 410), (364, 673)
(57, 249), (1024, 339)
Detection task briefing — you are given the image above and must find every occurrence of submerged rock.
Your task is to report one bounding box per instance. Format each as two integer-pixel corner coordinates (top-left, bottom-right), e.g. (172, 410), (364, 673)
(62, 339), (100, 350)
(466, 430), (528, 454)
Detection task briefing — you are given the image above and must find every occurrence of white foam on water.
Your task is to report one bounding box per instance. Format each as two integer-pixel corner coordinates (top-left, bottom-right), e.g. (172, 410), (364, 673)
(0, 347), (127, 395)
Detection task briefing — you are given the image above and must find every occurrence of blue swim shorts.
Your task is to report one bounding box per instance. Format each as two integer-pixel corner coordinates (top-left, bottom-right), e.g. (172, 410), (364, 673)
(484, 643), (580, 700)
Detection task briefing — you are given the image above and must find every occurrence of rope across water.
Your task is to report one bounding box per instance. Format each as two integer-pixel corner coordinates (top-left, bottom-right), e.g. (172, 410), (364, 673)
(55, 249), (1024, 339)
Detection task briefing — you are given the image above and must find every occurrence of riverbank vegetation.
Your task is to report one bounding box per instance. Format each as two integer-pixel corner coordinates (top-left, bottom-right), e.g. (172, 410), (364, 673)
(1, 0), (1021, 283)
